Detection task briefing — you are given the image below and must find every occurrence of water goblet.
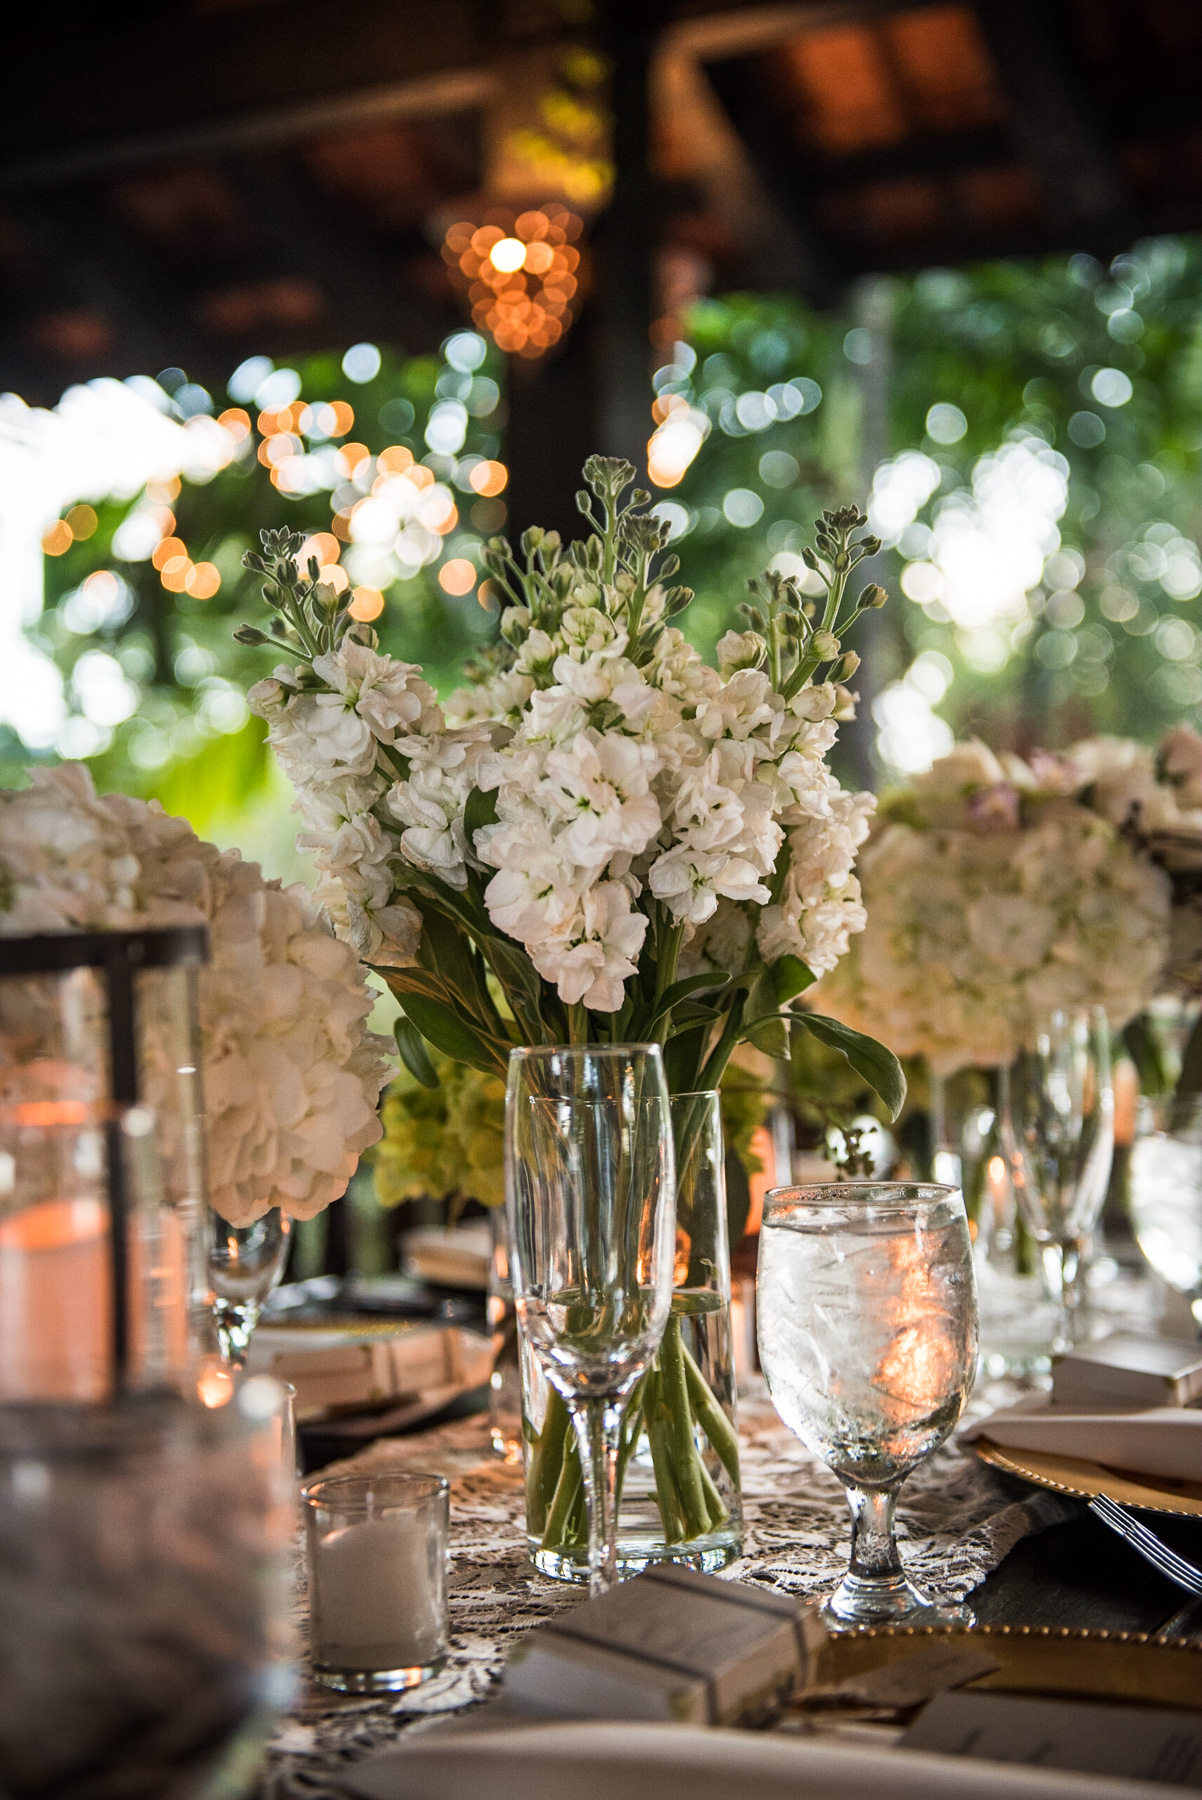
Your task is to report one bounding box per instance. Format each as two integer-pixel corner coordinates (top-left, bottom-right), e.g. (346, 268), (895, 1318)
(208, 1206), (292, 1369)
(1001, 1007), (1114, 1352)
(1129, 1093), (1202, 1330)
(758, 1181), (979, 1628)
(505, 1044), (676, 1596)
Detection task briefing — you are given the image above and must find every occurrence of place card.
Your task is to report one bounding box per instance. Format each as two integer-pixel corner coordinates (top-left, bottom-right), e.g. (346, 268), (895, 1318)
(503, 1564), (825, 1727)
(1052, 1334), (1202, 1410)
(902, 1691), (1202, 1785)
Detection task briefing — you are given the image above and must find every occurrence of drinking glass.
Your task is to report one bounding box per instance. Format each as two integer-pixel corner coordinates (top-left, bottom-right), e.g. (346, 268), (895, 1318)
(505, 1044), (676, 1596)
(758, 1182), (978, 1628)
(1129, 1094), (1202, 1329)
(1001, 1008), (1114, 1352)
(208, 1207), (292, 1369)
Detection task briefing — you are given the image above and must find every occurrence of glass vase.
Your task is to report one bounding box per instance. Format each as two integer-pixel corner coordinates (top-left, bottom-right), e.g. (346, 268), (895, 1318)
(520, 1089), (743, 1581)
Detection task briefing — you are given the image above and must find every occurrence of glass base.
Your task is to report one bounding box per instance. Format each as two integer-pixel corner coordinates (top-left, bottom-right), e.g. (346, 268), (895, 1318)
(822, 1571), (974, 1630)
(529, 1528), (743, 1584)
(312, 1656), (445, 1693)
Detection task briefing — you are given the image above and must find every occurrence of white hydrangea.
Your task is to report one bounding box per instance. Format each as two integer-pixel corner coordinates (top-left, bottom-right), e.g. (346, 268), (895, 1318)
(0, 764), (392, 1223)
(814, 742), (1173, 1075)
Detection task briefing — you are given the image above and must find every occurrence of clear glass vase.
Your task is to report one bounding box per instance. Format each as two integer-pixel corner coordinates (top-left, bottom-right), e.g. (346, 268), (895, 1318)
(520, 1089), (743, 1581)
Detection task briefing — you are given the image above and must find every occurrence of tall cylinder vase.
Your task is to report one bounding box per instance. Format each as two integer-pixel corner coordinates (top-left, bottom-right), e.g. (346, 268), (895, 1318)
(520, 1089), (743, 1581)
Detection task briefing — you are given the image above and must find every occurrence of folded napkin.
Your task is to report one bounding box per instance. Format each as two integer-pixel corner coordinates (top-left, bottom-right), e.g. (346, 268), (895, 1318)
(962, 1395), (1202, 1484)
(334, 1719), (1178, 1800)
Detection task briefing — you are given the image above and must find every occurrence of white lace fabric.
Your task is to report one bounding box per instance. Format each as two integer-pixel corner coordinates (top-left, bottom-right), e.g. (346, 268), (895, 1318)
(262, 1381), (1054, 1799)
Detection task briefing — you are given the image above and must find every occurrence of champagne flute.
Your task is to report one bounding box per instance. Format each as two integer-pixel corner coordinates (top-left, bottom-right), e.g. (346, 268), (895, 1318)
(758, 1181), (978, 1627)
(1001, 1008), (1114, 1352)
(505, 1045), (676, 1596)
(208, 1207), (292, 1369)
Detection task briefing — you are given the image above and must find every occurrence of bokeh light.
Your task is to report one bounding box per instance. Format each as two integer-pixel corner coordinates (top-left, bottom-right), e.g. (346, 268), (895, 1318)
(348, 586), (384, 621)
(442, 205), (583, 358)
(438, 558), (477, 596)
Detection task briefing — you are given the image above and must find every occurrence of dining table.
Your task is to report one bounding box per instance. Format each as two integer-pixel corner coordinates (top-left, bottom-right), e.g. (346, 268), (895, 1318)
(257, 1262), (1202, 1800)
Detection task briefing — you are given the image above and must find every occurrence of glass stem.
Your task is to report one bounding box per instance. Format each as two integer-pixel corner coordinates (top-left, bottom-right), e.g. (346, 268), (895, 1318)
(569, 1396), (623, 1596)
(845, 1483), (905, 1587)
(1049, 1238), (1085, 1352)
(213, 1300), (258, 1371)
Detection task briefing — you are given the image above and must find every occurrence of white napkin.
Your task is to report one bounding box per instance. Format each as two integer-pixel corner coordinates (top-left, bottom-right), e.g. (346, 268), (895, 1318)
(334, 1719), (1178, 1800)
(961, 1394), (1202, 1483)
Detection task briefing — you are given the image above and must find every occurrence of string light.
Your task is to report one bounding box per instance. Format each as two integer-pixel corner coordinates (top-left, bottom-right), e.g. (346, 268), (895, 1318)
(184, 562), (221, 599)
(442, 204), (583, 358)
(469, 459), (508, 496)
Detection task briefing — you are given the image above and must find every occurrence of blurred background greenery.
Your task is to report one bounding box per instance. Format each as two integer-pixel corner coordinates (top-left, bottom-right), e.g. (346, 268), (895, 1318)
(7, 234), (1201, 878)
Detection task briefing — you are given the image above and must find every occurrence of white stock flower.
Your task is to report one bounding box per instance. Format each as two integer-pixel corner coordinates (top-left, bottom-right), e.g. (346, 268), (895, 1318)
(539, 730), (662, 866)
(528, 881), (647, 1011)
(312, 642), (442, 745)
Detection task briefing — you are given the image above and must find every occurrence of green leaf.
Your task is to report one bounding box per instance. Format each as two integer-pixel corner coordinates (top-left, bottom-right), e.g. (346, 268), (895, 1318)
(393, 1016), (439, 1088)
(464, 784), (500, 845)
(794, 1013), (908, 1121)
(772, 954), (816, 1005)
(400, 992), (507, 1077)
(480, 933), (552, 1043)
(416, 904), (490, 1017)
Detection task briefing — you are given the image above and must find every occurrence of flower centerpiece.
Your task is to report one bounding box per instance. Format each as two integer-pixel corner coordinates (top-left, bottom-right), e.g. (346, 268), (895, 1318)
(814, 737), (1173, 1081)
(238, 456), (903, 1569)
(0, 764), (392, 1224)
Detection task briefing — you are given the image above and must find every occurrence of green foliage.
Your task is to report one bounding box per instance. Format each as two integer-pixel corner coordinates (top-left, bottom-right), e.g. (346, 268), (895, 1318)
(666, 245), (1202, 751)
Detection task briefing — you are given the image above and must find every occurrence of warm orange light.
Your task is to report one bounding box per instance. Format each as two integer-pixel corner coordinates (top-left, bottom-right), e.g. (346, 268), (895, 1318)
(377, 444), (414, 476)
(325, 400), (354, 437)
(331, 509), (353, 542)
(478, 578), (498, 610)
(217, 407), (252, 440)
(418, 491), (457, 535)
(490, 236), (527, 273)
(65, 504), (97, 540)
(438, 558), (477, 596)
(300, 531), (340, 569)
(3, 1100), (93, 1127)
(0, 1197), (107, 1254)
(197, 1357), (235, 1409)
(161, 556), (192, 593)
(336, 441), (371, 478)
(185, 562), (221, 599)
(146, 477), (181, 503)
(262, 434), (299, 468)
(349, 586), (385, 621)
(318, 563), (349, 594)
(41, 519), (73, 556)
(152, 536), (187, 571)
(469, 459), (508, 497)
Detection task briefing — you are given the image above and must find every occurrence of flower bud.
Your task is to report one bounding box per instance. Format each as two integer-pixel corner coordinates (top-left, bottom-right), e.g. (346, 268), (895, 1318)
(499, 604), (531, 645)
(234, 624), (268, 646)
(834, 650), (861, 681)
(859, 583), (888, 610)
(811, 629), (840, 660)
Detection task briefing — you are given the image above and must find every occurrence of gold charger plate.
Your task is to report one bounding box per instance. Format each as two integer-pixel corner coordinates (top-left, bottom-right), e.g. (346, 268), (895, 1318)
(974, 1437), (1202, 1518)
(817, 1624), (1202, 1711)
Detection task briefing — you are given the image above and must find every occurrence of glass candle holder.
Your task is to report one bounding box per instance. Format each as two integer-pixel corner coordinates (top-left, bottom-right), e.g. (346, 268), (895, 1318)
(302, 1472), (450, 1693)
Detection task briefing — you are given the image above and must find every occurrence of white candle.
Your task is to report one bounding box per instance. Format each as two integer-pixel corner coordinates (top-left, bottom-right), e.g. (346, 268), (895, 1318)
(311, 1512), (445, 1672)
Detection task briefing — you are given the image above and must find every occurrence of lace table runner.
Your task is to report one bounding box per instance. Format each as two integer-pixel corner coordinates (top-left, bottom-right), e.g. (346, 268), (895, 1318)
(260, 1379), (1067, 1799)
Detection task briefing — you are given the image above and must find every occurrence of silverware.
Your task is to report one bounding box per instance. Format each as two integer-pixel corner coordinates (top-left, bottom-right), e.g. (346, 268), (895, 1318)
(1089, 1494), (1202, 1596)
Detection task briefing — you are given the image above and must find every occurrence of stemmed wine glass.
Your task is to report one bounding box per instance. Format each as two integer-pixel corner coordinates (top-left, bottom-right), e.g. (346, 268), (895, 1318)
(208, 1207), (292, 1369)
(505, 1045), (676, 1595)
(1001, 1008), (1114, 1352)
(1128, 1093), (1202, 1331)
(758, 1182), (979, 1627)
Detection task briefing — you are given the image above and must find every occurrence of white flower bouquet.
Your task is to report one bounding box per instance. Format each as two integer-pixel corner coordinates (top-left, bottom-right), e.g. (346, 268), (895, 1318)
(1067, 725), (1202, 1000)
(238, 456), (903, 1561)
(241, 458), (899, 1107)
(0, 764), (392, 1224)
(815, 737), (1173, 1078)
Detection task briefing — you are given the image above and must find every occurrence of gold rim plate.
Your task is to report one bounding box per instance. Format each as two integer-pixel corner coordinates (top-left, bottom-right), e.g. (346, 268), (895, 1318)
(818, 1624), (1202, 1712)
(973, 1438), (1202, 1517)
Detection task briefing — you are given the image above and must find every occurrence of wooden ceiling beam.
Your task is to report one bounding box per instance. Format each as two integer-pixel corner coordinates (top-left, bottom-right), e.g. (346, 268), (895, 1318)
(972, 0), (1129, 229)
